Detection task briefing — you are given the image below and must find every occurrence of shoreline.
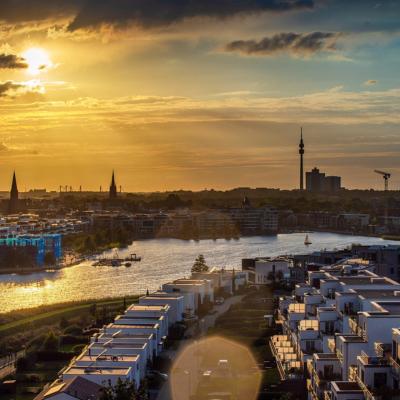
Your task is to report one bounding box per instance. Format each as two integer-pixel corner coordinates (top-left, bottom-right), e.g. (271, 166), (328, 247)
(0, 230), (398, 276)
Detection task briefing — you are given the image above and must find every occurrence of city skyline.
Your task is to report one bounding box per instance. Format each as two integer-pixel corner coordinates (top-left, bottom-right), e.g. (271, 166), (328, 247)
(0, 1), (399, 191)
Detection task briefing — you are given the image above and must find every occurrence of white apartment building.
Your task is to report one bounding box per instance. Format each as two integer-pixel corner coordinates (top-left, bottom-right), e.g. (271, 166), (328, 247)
(138, 293), (185, 323)
(273, 258), (400, 400)
(254, 257), (292, 284)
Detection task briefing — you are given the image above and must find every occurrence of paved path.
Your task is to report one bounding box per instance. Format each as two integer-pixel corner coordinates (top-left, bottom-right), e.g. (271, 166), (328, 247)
(155, 295), (244, 400)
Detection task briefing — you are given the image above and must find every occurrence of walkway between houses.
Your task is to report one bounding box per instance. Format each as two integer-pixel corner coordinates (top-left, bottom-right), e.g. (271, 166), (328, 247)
(155, 294), (244, 400)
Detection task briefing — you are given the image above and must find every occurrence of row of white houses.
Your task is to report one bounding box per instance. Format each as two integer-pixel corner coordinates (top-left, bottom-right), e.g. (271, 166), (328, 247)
(35, 267), (247, 400)
(272, 258), (400, 400)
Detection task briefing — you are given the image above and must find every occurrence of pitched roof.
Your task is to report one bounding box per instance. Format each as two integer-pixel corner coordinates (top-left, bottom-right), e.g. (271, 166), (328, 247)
(35, 377), (103, 400)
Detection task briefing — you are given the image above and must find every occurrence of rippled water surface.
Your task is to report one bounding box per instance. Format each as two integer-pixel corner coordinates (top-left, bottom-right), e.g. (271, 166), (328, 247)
(0, 232), (398, 313)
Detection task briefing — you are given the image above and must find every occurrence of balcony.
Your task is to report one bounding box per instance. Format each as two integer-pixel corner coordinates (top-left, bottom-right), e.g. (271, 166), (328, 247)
(348, 317), (367, 339)
(313, 368), (341, 389)
(374, 342), (391, 358)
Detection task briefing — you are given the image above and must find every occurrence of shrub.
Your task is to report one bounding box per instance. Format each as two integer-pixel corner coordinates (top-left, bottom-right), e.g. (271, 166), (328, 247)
(16, 352), (37, 372)
(63, 325), (82, 335)
(72, 344), (86, 354)
(60, 335), (87, 345)
(42, 332), (59, 352)
(36, 350), (74, 362)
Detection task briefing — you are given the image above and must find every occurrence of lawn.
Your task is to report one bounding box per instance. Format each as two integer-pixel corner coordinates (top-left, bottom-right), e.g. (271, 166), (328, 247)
(0, 296), (139, 338)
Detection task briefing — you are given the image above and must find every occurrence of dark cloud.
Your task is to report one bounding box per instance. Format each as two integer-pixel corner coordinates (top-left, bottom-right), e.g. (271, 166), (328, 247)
(0, 80), (44, 98)
(0, 54), (28, 69)
(0, 1), (80, 23)
(68, 0), (314, 30)
(0, 81), (23, 96)
(0, 0), (315, 28)
(224, 31), (339, 56)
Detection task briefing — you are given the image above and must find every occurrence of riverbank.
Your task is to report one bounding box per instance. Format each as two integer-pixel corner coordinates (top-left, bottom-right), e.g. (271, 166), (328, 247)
(2, 228), (397, 277)
(1, 233), (398, 314)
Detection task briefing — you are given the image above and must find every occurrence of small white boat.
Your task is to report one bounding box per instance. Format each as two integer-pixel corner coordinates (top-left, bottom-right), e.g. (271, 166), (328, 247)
(304, 234), (312, 246)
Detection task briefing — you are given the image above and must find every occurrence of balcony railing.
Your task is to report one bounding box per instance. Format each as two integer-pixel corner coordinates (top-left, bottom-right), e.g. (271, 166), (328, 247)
(353, 371), (377, 400)
(307, 379), (319, 400)
(348, 317), (367, 339)
(328, 338), (336, 353)
(324, 391), (332, 400)
(349, 365), (358, 382)
(313, 368), (341, 388)
(349, 317), (358, 333)
(390, 356), (400, 377)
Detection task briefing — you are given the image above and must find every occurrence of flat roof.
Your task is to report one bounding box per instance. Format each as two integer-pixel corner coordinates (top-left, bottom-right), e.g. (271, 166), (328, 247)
(340, 335), (366, 343)
(315, 353), (339, 360)
(127, 305), (168, 311)
(77, 354), (139, 363)
(97, 333), (153, 340)
(141, 295), (183, 299)
(64, 366), (130, 375)
(91, 342), (146, 349)
(355, 289), (398, 298)
(333, 381), (363, 392)
(107, 324), (158, 329)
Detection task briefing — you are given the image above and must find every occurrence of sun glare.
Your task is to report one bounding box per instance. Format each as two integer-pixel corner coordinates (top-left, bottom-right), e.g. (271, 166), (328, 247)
(22, 47), (52, 76)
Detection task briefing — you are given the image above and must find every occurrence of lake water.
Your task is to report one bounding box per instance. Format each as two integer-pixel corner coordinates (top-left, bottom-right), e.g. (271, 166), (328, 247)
(0, 232), (399, 313)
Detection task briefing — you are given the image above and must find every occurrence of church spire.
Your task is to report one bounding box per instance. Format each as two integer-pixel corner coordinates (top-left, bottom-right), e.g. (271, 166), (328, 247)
(11, 171), (18, 197)
(109, 170), (117, 199)
(9, 171), (19, 213)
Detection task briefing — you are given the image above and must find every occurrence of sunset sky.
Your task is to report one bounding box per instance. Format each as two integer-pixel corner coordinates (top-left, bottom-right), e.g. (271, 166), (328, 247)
(0, 0), (399, 192)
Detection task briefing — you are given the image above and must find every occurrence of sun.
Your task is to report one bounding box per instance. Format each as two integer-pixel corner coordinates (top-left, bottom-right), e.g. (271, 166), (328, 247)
(22, 47), (53, 76)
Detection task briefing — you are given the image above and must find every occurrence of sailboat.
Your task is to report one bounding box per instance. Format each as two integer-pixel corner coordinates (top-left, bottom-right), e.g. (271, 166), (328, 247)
(304, 234), (312, 246)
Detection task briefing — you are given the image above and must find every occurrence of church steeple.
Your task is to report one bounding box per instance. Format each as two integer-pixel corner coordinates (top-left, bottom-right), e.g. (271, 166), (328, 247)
(109, 170), (117, 199)
(9, 171), (19, 213)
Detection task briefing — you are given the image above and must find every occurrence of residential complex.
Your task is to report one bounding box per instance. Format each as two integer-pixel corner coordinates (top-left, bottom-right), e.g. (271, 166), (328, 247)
(34, 268), (248, 399)
(273, 256), (400, 400)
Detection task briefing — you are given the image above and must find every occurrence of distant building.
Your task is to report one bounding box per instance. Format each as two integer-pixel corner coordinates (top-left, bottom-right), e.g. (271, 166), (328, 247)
(8, 172), (19, 214)
(306, 167), (341, 192)
(324, 175), (341, 192)
(109, 171), (117, 199)
(226, 198), (278, 234)
(299, 128), (305, 190)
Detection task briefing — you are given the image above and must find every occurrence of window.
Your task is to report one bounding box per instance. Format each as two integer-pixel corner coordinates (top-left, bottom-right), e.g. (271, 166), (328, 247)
(374, 372), (387, 389)
(323, 364), (333, 378)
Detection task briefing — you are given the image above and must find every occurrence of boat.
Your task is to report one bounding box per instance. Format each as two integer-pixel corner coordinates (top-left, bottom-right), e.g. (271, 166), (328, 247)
(125, 262), (132, 267)
(304, 234), (312, 246)
(125, 253), (142, 262)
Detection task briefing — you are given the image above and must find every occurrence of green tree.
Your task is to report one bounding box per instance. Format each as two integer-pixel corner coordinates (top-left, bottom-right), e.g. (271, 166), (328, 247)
(83, 235), (96, 251)
(42, 331), (59, 351)
(191, 254), (208, 273)
(100, 379), (138, 400)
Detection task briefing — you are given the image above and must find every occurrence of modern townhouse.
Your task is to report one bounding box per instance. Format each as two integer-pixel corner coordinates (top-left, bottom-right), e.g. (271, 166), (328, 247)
(91, 332), (157, 361)
(274, 258), (400, 400)
(138, 293), (185, 323)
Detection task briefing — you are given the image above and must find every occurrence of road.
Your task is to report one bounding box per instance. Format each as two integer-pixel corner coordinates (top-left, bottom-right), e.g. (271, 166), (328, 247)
(156, 294), (244, 400)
